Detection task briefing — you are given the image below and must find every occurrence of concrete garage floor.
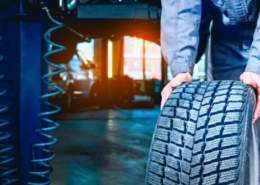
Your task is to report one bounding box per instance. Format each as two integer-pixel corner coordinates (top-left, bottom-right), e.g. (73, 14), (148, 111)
(51, 108), (160, 185)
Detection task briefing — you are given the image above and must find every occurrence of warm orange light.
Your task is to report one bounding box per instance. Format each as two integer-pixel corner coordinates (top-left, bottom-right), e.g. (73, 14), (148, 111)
(133, 37), (143, 57)
(108, 41), (113, 78)
(123, 36), (162, 80)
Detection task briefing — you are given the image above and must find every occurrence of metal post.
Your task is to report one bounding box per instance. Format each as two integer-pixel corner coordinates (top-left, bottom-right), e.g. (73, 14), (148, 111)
(101, 38), (109, 107)
(116, 38), (124, 76)
(142, 39), (146, 93)
(142, 39), (146, 81)
(0, 2), (45, 184)
(19, 20), (42, 185)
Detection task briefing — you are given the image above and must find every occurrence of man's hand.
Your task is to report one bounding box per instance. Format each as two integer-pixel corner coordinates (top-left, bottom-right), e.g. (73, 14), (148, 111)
(240, 72), (260, 123)
(161, 73), (192, 109)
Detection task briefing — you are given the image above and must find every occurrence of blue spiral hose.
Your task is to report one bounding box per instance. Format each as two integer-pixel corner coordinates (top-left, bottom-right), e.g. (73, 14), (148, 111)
(0, 36), (18, 184)
(28, 7), (65, 185)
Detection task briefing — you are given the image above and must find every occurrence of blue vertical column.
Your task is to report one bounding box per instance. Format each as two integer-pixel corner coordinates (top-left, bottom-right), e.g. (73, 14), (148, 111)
(0, 2), (45, 184)
(19, 20), (43, 185)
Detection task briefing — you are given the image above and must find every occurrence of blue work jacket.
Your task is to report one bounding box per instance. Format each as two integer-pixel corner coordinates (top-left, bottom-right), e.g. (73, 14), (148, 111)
(161, 0), (260, 77)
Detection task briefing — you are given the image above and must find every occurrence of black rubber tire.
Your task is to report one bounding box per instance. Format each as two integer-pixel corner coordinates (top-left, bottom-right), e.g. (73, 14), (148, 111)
(146, 81), (256, 185)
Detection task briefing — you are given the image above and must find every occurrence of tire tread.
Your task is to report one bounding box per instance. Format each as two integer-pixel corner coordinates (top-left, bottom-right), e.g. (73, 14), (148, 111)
(146, 81), (253, 185)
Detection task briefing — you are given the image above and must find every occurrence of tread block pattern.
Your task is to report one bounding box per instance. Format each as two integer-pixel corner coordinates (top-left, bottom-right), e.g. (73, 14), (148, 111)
(146, 81), (250, 185)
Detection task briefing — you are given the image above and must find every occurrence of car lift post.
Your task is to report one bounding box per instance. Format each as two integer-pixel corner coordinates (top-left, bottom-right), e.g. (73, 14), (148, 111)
(0, 1), (44, 184)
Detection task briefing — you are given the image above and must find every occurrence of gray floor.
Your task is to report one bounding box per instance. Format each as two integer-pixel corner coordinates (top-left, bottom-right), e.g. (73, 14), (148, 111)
(51, 108), (160, 185)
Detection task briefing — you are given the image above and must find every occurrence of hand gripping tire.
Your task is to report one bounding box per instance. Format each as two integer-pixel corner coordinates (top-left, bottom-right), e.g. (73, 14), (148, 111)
(145, 81), (256, 185)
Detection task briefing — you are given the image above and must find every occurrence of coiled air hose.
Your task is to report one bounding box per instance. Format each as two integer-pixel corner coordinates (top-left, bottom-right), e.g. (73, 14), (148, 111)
(28, 7), (65, 185)
(0, 33), (18, 184)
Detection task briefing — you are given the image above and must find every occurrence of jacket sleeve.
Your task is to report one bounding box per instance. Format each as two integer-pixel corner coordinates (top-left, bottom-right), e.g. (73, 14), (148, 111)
(246, 13), (260, 74)
(160, 0), (202, 78)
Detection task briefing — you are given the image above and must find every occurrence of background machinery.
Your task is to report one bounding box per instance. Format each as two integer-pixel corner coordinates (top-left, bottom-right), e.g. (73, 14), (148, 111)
(0, 0), (162, 184)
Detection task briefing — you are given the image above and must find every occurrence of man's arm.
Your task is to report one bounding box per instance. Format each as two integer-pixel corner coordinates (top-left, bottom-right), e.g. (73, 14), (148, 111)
(161, 0), (202, 77)
(160, 0), (202, 108)
(241, 13), (260, 123)
(246, 13), (260, 74)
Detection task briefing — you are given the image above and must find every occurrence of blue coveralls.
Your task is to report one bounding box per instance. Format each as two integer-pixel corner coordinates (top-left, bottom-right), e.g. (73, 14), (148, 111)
(161, 0), (260, 80)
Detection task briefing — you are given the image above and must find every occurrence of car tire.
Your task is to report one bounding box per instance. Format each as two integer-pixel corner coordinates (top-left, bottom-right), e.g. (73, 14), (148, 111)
(145, 81), (256, 185)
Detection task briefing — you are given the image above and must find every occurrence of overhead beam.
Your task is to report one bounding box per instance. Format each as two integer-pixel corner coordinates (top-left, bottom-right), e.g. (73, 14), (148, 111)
(77, 4), (159, 20)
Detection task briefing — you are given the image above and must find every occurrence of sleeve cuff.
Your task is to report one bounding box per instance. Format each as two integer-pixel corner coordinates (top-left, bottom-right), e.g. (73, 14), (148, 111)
(170, 61), (194, 78)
